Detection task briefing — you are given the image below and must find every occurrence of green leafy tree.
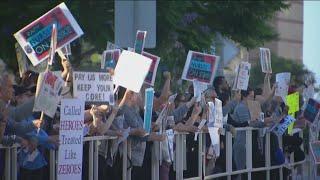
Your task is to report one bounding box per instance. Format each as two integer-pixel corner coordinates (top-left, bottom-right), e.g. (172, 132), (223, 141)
(250, 55), (315, 88)
(0, 0), (288, 87)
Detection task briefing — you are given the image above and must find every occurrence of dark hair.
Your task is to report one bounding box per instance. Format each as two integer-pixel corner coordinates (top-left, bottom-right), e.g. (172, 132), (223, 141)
(117, 86), (127, 101)
(220, 92), (230, 106)
(213, 76), (225, 90)
(241, 87), (253, 100)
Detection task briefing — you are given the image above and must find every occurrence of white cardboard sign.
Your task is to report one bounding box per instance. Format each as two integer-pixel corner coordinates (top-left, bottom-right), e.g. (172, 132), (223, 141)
(275, 72), (291, 102)
(233, 62), (251, 90)
(57, 98), (85, 180)
(73, 72), (114, 104)
(259, 48), (272, 73)
(113, 50), (152, 93)
(33, 71), (64, 118)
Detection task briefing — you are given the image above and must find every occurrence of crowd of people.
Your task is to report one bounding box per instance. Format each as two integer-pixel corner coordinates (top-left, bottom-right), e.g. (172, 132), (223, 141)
(0, 54), (314, 180)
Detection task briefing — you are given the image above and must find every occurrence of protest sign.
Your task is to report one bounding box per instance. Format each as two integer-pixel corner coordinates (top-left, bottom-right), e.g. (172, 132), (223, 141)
(304, 98), (320, 123)
(286, 92), (299, 117)
(182, 50), (220, 84)
(233, 62), (251, 90)
(14, 2), (83, 66)
(286, 92), (300, 116)
(214, 98), (223, 128)
(275, 72), (291, 102)
(113, 50), (152, 93)
(73, 72), (114, 104)
(272, 115), (296, 136)
(134, 30), (147, 54)
(193, 80), (208, 102)
(208, 127), (220, 157)
(259, 47), (272, 73)
(101, 49), (121, 71)
(208, 101), (215, 126)
(142, 51), (160, 86)
(58, 98), (84, 180)
(15, 43), (29, 77)
(310, 141), (320, 164)
(166, 129), (174, 162)
(33, 71), (64, 118)
(143, 88), (154, 133)
(247, 100), (262, 121)
(48, 24), (57, 66)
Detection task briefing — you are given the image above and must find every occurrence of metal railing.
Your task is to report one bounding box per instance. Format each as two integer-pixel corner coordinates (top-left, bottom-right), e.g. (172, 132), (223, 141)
(1, 144), (19, 180)
(173, 127), (307, 180)
(0, 127), (310, 180)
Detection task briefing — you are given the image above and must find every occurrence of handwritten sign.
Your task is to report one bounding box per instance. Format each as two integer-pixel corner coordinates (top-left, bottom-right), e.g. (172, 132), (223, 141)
(14, 2), (83, 66)
(275, 72), (291, 102)
(101, 49), (121, 71)
(259, 48), (272, 73)
(214, 98), (223, 128)
(304, 98), (320, 123)
(73, 72), (114, 104)
(182, 50), (219, 84)
(113, 50), (152, 93)
(233, 62), (251, 90)
(33, 71), (64, 117)
(58, 98), (84, 180)
(247, 100), (262, 121)
(193, 80), (208, 102)
(142, 51), (160, 86)
(208, 101), (215, 126)
(272, 115), (296, 136)
(134, 30), (147, 54)
(143, 88), (154, 133)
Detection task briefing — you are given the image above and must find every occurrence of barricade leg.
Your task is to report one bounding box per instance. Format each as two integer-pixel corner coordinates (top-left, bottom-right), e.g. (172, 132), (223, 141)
(265, 132), (271, 180)
(127, 140), (132, 180)
(151, 141), (160, 180)
(94, 141), (99, 180)
(122, 140), (128, 180)
(198, 133), (203, 179)
(175, 134), (183, 180)
(89, 141), (94, 180)
(226, 131), (232, 180)
(11, 147), (17, 180)
(278, 136), (283, 180)
(246, 130), (252, 180)
(50, 149), (56, 180)
(5, 148), (11, 180)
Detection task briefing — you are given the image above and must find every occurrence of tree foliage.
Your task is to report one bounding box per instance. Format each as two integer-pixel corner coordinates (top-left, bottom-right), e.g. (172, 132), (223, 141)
(0, 0), (288, 77)
(250, 55), (315, 88)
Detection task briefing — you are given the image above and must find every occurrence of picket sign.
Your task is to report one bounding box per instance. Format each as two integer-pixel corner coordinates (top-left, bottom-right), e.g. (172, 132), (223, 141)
(275, 72), (291, 103)
(73, 72), (114, 105)
(182, 50), (220, 84)
(57, 98), (85, 180)
(233, 61), (251, 90)
(259, 47), (272, 73)
(134, 30), (147, 54)
(113, 50), (152, 93)
(14, 2), (83, 66)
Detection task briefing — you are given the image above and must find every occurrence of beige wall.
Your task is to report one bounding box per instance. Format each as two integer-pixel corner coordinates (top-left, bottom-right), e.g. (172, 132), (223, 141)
(249, 1), (303, 63)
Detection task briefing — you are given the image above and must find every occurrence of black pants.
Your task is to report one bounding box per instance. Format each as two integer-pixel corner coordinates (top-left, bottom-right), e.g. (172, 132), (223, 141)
(19, 167), (45, 180)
